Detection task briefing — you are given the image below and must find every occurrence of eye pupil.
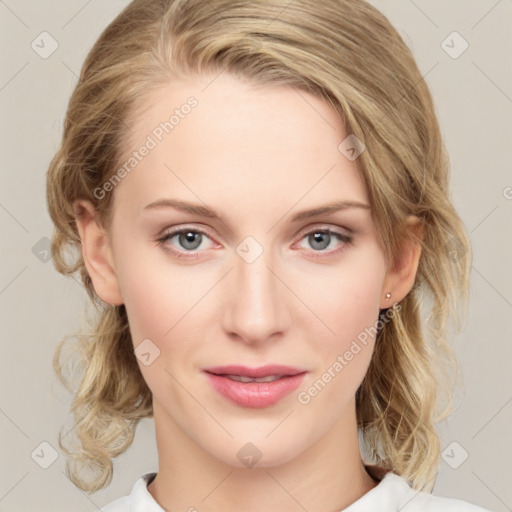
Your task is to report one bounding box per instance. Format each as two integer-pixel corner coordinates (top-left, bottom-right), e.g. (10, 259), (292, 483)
(309, 231), (330, 250)
(179, 231), (202, 250)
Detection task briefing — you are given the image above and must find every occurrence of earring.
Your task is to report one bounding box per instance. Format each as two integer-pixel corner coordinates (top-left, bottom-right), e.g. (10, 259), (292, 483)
(385, 292), (391, 301)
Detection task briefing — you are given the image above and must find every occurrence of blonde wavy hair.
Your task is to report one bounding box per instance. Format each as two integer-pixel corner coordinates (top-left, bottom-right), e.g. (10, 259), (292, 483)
(46, 0), (471, 495)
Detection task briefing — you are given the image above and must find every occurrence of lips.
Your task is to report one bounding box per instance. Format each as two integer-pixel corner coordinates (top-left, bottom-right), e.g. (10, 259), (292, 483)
(203, 365), (308, 408)
(204, 364), (306, 378)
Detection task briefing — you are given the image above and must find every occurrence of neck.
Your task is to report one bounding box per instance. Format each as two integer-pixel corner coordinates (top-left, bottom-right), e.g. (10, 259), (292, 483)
(148, 399), (378, 512)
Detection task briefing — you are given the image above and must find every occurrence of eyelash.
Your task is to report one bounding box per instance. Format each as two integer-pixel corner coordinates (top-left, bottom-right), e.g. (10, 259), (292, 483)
(156, 225), (353, 260)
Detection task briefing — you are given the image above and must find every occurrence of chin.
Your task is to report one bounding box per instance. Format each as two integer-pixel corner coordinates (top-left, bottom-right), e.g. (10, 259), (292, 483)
(206, 433), (307, 470)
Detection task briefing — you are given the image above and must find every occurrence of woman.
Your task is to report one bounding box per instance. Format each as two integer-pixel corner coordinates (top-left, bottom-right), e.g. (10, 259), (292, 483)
(46, 0), (493, 510)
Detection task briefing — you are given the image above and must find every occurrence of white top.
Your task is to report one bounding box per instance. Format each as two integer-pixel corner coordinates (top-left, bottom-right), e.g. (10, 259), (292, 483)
(99, 470), (493, 512)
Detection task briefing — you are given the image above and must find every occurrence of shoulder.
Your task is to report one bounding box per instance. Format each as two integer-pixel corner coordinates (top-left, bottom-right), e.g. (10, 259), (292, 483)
(396, 475), (492, 512)
(417, 493), (492, 512)
(93, 472), (161, 512)
(99, 495), (130, 512)
(344, 468), (494, 512)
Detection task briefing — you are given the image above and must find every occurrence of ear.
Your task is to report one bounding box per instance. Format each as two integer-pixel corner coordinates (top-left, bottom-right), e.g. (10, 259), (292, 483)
(379, 215), (423, 309)
(73, 200), (124, 306)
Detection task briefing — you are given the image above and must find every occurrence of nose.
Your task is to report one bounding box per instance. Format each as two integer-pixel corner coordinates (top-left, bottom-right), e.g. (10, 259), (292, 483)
(221, 240), (289, 346)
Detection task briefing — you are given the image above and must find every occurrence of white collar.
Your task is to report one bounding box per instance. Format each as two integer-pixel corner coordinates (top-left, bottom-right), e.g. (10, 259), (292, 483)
(102, 468), (490, 512)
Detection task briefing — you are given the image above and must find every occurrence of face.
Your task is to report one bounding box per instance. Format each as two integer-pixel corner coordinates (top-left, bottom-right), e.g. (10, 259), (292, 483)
(103, 72), (392, 468)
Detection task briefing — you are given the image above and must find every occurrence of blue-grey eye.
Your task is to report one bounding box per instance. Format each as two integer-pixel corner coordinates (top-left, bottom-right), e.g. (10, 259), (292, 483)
(308, 231), (332, 250)
(176, 231), (203, 250)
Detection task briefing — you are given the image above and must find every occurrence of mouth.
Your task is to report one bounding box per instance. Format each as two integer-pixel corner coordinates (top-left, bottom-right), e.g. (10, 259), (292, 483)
(204, 364), (306, 379)
(214, 374), (287, 383)
(203, 365), (308, 408)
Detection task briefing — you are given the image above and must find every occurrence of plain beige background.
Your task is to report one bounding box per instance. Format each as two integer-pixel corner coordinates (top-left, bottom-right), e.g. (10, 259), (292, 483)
(0, 1), (511, 511)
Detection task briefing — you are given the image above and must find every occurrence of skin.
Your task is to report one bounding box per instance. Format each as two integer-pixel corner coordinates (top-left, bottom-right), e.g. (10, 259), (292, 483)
(74, 72), (422, 512)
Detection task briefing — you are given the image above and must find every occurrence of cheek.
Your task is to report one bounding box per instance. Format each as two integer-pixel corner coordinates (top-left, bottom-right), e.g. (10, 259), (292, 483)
(320, 244), (385, 335)
(296, 278), (383, 412)
(113, 237), (206, 341)
(309, 245), (386, 372)
(113, 249), (206, 395)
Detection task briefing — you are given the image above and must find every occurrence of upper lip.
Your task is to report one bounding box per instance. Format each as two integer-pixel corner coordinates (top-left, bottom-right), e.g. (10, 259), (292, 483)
(204, 365), (307, 378)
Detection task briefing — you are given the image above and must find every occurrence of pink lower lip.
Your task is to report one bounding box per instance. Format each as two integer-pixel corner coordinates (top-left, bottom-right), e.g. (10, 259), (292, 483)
(204, 372), (307, 408)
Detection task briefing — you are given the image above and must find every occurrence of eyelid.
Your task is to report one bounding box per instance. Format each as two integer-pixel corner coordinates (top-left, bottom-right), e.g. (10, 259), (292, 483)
(157, 225), (216, 247)
(156, 222), (352, 258)
(158, 222), (351, 243)
(295, 222), (352, 238)
(291, 224), (352, 254)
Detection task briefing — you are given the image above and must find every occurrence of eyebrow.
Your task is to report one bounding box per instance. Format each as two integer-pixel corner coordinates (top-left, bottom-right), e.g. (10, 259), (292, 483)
(143, 198), (371, 222)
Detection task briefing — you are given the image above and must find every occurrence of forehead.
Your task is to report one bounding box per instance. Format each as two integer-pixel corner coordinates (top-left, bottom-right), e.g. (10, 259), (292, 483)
(112, 72), (369, 217)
